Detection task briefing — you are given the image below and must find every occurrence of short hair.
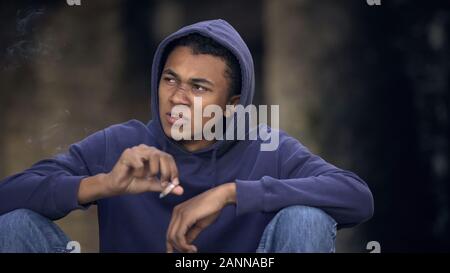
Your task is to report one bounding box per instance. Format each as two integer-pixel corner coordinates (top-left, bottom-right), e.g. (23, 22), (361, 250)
(161, 33), (241, 97)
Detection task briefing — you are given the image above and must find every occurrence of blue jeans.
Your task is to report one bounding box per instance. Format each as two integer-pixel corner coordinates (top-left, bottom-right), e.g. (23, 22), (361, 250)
(0, 205), (336, 253)
(0, 209), (70, 253)
(256, 205), (337, 253)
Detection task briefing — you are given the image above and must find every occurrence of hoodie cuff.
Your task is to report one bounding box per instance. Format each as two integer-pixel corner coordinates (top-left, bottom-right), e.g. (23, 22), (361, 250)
(235, 178), (265, 216)
(54, 175), (90, 216)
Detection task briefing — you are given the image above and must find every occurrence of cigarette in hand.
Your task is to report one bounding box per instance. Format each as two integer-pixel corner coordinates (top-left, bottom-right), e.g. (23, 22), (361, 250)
(159, 182), (176, 199)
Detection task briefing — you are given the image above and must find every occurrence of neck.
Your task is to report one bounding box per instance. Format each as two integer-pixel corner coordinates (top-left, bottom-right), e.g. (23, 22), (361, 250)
(180, 139), (216, 152)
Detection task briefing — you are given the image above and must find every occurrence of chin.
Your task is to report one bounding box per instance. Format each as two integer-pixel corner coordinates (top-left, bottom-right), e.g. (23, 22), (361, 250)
(162, 126), (172, 138)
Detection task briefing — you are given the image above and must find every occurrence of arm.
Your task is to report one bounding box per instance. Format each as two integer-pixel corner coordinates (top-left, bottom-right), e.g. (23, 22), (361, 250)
(236, 136), (374, 228)
(0, 129), (184, 219)
(77, 145), (185, 204)
(165, 182), (236, 253)
(0, 130), (107, 220)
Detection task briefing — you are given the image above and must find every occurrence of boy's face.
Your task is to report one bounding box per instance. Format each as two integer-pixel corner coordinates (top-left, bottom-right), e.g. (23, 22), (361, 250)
(158, 46), (239, 145)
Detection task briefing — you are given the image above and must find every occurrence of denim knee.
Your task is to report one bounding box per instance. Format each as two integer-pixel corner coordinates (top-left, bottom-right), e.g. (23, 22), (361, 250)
(0, 209), (69, 253)
(257, 205), (337, 253)
(0, 209), (42, 234)
(276, 205), (337, 229)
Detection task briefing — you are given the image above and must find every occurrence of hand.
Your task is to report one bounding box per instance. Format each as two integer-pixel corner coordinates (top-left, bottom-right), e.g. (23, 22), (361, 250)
(166, 182), (236, 253)
(105, 144), (184, 196)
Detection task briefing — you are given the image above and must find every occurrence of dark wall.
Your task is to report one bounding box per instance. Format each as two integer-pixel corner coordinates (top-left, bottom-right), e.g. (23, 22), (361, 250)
(0, 0), (448, 252)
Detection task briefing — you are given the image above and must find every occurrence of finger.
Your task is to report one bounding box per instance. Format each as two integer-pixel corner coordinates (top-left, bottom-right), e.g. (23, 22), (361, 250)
(148, 153), (160, 179)
(175, 216), (198, 253)
(160, 180), (169, 189)
(115, 149), (135, 180)
(161, 155), (183, 195)
(169, 208), (197, 253)
(119, 148), (138, 170)
(133, 151), (166, 193)
(136, 144), (151, 151)
(160, 179), (184, 197)
(171, 186), (184, 196)
(168, 208), (184, 252)
(129, 153), (146, 178)
(169, 217), (183, 252)
(166, 241), (174, 253)
(167, 156), (179, 182)
(142, 151), (166, 192)
(159, 155), (171, 185)
(166, 206), (178, 251)
(186, 224), (204, 245)
(132, 150), (154, 179)
(122, 149), (145, 177)
(170, 178), (184, 196)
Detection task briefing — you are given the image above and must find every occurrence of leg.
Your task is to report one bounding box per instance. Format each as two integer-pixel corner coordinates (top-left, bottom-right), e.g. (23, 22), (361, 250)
(0, 209), (71, 253)
(256, 205), (337, 253)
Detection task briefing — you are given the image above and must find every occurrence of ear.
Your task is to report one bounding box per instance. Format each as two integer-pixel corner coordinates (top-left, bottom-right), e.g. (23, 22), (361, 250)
(224, 95), (240, 118)
(228, 95), (240, 107)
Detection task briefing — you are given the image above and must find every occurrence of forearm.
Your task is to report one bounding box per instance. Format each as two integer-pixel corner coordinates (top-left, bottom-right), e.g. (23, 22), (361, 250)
(235, 173), (373, 226)
(0, 169), (88, 219)
(78, 173), (113, 205)
(221, 182), (237, 205)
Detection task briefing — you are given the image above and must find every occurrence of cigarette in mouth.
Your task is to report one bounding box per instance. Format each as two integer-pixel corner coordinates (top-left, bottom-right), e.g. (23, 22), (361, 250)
(159, 182), (176, 199)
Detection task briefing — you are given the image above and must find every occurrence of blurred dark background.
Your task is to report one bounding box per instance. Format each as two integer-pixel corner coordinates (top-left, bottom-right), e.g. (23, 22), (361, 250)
(0, 0), (448, 252)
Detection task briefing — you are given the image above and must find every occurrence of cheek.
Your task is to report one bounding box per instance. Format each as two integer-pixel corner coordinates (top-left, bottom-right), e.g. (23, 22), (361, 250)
(158, 86), (167, 104)
(200, 99), (224, 123)
(212, 96), (229, 113)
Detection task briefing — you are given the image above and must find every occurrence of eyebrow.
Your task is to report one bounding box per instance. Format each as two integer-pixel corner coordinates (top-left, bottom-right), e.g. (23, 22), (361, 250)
(162, 68), (215, 87)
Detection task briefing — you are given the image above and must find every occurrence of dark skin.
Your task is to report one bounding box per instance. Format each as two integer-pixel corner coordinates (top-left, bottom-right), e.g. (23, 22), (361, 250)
(159, 46), (240, 253)
(77, 46), (241, 253)
(159, 46), (240, 151)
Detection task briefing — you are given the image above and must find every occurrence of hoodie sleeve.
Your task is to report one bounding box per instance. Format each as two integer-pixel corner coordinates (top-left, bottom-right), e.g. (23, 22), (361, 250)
(0, 129), (107, 220)
(235, 136), (374, 228)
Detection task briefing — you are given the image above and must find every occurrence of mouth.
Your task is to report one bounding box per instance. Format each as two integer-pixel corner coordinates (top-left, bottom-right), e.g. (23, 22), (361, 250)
(165, 112), (187, 125)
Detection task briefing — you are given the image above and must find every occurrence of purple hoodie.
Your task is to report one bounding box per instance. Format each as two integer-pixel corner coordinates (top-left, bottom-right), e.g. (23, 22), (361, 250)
(0, 19), (373, 252)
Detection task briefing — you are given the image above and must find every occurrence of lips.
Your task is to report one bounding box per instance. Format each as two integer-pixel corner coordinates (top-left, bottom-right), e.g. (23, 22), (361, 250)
(165, 112), (187, 125)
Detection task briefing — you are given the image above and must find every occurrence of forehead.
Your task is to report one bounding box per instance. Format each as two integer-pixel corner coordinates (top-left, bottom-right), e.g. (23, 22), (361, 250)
(163, 46), (227, 84)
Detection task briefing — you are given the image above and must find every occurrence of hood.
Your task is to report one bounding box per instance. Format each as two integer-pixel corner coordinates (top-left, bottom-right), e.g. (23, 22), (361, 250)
(148, 19), (255, 158)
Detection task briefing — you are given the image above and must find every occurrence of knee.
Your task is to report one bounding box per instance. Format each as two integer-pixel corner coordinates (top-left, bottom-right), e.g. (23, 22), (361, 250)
(275, 205), (337, 232)
(0, 209), (67, 253)
(0, 209), (46, 235)
(259, 206), (337, 253)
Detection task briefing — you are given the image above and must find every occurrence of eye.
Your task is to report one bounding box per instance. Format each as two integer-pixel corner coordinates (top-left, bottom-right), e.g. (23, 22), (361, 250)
(192, 84), (208, 93)
(164, 77), (176, 85)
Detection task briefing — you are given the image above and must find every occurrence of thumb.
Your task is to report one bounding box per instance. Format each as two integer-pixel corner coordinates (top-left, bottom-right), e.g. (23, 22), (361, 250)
(169, 177), (184, 196)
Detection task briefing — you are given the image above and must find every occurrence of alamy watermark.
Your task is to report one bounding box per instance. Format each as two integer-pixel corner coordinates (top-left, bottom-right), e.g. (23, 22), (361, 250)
(366, 0), (381, 6)
(66, 0), (81, 6)
(66, 240), (81, 253)
(169, 97), (279, 151)
(366, 241), (381, 253)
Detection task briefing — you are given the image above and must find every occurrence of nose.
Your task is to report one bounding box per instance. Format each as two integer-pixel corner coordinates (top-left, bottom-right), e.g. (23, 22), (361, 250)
(169, 84), (190, 105)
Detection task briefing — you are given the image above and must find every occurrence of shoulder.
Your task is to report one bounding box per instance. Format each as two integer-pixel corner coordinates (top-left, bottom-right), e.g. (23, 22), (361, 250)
(105, 119), (149, 135)
(104, 119), (156, 148)
(249, 124), (308, 153)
